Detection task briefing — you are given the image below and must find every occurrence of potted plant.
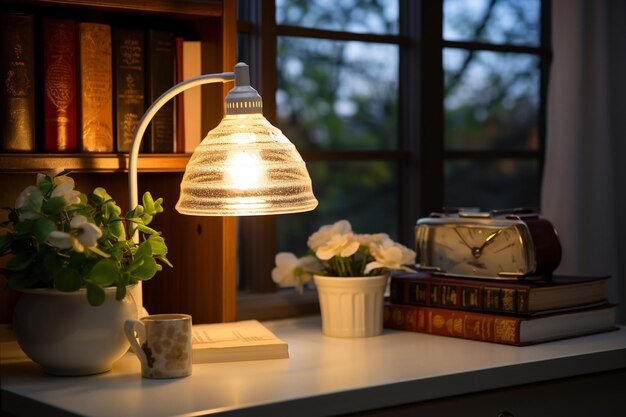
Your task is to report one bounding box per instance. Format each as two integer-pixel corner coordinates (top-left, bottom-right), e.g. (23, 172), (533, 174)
(271, 220), (415, 338)
(0, 169), (171, 375)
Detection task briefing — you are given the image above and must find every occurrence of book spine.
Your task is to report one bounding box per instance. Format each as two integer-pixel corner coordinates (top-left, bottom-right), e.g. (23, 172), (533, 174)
(43, 19), (77, 152)
(389, 275), (531, 314)
(182, 40), (202, 153)
(78, 22), (113, 152)
(0, 13), (36, 152)
(146, 30), (175, 153)
(383, 303), (523, 345)
(113, 28), (145, 153)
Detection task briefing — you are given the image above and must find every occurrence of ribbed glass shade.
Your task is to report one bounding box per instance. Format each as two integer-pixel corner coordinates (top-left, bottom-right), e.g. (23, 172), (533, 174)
(176, 113), (318, 216)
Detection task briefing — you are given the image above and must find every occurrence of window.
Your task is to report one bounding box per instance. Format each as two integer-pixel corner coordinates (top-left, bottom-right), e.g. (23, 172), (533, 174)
(236, 0), (551, 318)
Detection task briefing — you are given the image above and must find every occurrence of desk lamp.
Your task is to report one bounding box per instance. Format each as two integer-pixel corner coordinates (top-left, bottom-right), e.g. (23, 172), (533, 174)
(128, 62), (317, 313)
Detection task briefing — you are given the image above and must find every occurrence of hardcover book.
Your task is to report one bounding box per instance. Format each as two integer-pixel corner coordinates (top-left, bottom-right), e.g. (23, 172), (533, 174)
(78, 22), (113, 152)
(43, 19), (77, 152)
(146, 30), (175, 152)
(182, 40), (202, 153)
(389, 272), (608, 315)
(113, 28), (145, 153)
(383, 302), (617, 346)
(0, 13), (35, 152)
(192, 320), (289, 363)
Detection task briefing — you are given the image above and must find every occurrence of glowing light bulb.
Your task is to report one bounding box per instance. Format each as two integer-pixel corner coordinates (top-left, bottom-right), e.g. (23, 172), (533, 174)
(226, 151), (264, 190)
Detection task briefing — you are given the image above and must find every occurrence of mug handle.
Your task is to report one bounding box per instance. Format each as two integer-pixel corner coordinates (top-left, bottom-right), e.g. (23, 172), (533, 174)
(124, 319), (148, 369)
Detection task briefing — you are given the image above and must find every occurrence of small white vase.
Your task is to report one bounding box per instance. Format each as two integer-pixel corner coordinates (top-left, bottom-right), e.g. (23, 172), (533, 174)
(12, 286), (137, 376)
(314, 274), (388, 338)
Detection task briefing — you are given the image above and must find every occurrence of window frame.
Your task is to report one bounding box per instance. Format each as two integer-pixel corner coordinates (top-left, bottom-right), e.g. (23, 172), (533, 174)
(235, 0), (552, 319)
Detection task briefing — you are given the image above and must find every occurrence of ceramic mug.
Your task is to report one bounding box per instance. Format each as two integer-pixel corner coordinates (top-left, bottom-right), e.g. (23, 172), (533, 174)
(124, 314), (193, 379)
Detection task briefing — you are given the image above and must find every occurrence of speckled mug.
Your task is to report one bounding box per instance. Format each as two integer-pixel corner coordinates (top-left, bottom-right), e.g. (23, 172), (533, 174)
(124, 314), (192, 378)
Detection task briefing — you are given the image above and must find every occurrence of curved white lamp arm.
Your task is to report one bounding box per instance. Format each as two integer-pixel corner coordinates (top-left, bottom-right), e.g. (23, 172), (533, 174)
(128, 71), (235, 239)
(126, 71), (234, 317)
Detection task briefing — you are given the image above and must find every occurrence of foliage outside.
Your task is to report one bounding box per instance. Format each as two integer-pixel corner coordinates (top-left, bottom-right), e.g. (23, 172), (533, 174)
(0, 170), (171, 306)
(272, 219), (415, 293)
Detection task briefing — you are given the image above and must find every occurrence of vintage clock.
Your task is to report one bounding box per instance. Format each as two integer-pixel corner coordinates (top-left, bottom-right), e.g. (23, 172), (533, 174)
(415, 209), (562, 280)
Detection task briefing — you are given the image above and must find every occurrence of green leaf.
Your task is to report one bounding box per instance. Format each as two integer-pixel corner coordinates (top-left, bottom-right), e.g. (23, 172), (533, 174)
(7, 271), (41, 289)
(135, 240), (153, 259)
(6, 252), (35, 271)
(43, 252), (64, 273)
(38, 176), (53, 194)
(136, 223), (159, 235)
(54, 267), (83, 292)
(147, 236), (168, 256)
(131, 256), (158, 281)
(87, 283), (105, 306)
(89, 259), (119, 286)
(42, 196), (67, 216)
(33, 218), (56, 243)
(142, 192), (156, 215)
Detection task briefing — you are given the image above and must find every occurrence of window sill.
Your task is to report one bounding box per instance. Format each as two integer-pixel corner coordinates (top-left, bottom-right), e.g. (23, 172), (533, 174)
(236, 290), (320, 321)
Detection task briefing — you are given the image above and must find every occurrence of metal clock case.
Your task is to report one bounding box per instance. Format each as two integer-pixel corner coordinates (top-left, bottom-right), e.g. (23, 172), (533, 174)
(415, 211), (562, 280)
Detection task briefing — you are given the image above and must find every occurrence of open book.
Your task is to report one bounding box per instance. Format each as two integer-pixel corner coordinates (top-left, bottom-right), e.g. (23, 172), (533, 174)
(192, 320), (289, 364)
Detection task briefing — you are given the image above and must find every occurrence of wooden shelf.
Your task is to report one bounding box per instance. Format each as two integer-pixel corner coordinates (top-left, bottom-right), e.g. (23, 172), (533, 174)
(0, 153), (191, 173)
(14, 0), (223, 18)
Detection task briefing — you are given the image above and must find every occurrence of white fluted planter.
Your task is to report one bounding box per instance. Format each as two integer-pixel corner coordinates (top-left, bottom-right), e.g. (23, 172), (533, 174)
(314, 274), (388, 338)
(12, 286), (137, 376)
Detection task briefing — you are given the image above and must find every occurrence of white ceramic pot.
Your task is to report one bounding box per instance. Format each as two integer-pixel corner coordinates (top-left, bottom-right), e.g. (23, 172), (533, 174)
(314, 274), (388, 338)
(12, 286), (138, 376)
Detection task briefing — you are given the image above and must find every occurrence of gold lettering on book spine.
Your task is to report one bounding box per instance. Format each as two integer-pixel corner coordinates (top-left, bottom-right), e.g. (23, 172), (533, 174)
(4, 32), (33, 150)
(80, 23), (112, 152)
(46, 23), (73, 150)
(493, 318), (517, 343)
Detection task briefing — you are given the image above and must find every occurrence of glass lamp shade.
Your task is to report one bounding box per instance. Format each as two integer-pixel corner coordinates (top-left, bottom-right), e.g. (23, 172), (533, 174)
(175, 113), (318, 216)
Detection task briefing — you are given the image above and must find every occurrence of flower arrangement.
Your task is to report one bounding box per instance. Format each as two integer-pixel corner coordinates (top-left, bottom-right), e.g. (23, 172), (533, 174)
(272, 220), (415, 292)
(0, 169), (171, 306)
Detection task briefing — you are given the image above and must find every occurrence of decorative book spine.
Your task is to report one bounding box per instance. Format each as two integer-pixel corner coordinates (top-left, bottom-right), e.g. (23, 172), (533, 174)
(383, 303), (523, 346)
(0, 13), (35, 152)
(43, 19), (77, 152)
(146, 30), (175, 153)
(78, 22), (113, 152)
(114, 28), (145, 153)
(389, 276), (530, 314)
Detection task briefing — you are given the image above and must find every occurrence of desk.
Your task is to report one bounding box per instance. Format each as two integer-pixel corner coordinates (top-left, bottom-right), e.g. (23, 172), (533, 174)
(2, 317), (626, 417)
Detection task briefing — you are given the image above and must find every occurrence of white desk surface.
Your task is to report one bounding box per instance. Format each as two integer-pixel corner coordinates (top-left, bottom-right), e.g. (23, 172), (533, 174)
(1, 317), (626, 417)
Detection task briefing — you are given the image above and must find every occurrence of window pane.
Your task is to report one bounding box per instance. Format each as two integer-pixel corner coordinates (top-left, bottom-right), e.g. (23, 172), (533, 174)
(444, 158), (539, 210)
(443, 0), (541, 46)
(444, 49), (540, 151)
(277, 37), (399, 151)
(276, 0), (399, 35)
(277, 161), (399, 255)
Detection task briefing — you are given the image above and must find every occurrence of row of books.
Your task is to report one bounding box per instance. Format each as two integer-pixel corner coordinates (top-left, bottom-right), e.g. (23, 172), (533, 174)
(0, 13), (203, 154)
(383, 272), (617, 346)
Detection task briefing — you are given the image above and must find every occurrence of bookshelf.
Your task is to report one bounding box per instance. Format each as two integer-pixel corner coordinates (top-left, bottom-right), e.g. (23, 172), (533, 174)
(0, 0), (237, 324)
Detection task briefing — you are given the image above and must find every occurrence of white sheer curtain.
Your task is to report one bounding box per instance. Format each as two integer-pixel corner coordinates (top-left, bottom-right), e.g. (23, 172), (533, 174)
(541, 0), (626, 323)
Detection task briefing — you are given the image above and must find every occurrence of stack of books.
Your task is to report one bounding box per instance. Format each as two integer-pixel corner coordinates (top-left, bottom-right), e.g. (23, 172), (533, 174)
(383, 272), (617, 345)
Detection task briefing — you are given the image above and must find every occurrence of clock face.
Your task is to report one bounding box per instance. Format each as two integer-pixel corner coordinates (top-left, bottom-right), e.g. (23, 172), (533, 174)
(416, 222), (533, 278)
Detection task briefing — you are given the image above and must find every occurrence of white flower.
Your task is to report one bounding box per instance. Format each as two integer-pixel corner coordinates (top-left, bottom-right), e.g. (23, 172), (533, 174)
(307, 219), (352, 251)
(355, 233), (389, 247)
(364, 238), (416, 274)
(315, 232), (360, 260)
(36, 168), (64, 186)
(51, 181), (81, 206)
(271, 252), (321, 293)
(46, 215), (102, 253)
(15, 185), (43, 220)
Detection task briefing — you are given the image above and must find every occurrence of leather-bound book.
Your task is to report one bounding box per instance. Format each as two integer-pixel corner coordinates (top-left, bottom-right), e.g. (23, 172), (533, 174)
(0, 13), (35, 152)
(114, 28), (145, 153)
(43, 19), (77, 152)
(78, 22), (113, 152)
(146, 30), (175, 153)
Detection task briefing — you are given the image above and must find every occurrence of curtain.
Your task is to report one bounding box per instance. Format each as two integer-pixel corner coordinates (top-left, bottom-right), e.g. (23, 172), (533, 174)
(541, 0), (626, 323)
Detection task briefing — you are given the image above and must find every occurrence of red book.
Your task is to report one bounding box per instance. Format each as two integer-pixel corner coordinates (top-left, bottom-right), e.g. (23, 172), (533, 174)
(390, 272), (608, 315)
(43, 19), (77, 152)
(383, 302), (617, 346)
